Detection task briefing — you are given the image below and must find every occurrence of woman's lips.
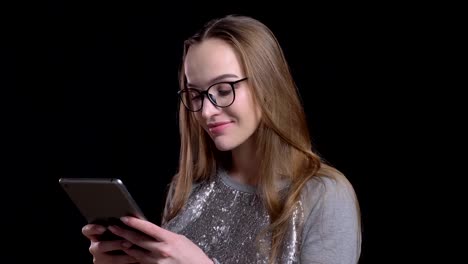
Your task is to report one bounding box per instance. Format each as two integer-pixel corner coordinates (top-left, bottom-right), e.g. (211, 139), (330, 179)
(208, 122), (232, 134)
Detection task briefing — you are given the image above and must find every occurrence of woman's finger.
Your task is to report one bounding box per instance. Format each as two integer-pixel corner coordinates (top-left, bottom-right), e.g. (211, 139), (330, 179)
(94, 254), (139, 264)
(108, 225), (157, 251)
(120, 216), (173, 242)
(82, 224), (106, 242)
(89, 240), (133, 255)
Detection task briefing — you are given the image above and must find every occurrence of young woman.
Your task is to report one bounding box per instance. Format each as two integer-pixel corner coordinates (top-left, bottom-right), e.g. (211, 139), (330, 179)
(82, 14), (362, 264)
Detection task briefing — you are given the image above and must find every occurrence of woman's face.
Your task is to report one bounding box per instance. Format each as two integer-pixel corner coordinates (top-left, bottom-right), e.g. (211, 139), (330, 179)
(184, 38), (261, 151)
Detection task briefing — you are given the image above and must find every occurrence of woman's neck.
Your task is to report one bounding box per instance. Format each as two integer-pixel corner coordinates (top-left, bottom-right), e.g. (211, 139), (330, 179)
(229, 138), (259, 186)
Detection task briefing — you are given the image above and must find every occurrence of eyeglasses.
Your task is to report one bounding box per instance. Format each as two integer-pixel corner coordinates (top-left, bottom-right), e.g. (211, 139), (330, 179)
(178, 77), (248, 112)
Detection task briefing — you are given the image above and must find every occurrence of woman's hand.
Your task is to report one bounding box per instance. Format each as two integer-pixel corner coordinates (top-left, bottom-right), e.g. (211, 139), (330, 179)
(107, 216), (213, 264)
(82, 223), (139, 264)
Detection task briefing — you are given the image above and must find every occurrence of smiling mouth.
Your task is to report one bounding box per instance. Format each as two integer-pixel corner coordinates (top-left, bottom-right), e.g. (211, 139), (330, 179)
(208, 122), (232, 134)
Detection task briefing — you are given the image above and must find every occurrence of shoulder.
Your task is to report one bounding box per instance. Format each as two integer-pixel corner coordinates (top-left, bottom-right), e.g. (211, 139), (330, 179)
(300, 171), (358, 213)
(299, 170), (362, 263)
(299, 169), (361, 238)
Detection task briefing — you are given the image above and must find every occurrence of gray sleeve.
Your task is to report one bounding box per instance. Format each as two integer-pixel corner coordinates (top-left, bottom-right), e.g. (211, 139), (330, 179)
(300, 176), (362, 264)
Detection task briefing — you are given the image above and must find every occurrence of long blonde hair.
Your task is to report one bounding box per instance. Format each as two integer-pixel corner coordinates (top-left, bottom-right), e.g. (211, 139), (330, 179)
(165, 14), (360, 262)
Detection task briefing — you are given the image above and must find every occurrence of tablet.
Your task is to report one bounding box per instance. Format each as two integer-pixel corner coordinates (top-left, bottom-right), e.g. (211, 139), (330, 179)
(59, 177), (146, 226)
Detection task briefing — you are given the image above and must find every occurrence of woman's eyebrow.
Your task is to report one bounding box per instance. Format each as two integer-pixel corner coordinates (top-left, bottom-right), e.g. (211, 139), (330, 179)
(187, 73), (240, 88)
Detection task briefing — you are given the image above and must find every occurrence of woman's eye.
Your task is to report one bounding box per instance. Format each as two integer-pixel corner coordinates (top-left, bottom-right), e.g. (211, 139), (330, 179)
(218, 89), (232, 96)
(191, 94), (203, 101)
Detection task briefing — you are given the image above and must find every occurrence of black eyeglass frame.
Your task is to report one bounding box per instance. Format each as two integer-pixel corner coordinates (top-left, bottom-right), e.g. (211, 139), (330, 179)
(178, 77), (248, 112)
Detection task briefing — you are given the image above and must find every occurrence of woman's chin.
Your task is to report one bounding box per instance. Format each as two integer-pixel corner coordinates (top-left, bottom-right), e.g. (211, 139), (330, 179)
(214, 144), (233, 152)
(213, 139), (236, 152)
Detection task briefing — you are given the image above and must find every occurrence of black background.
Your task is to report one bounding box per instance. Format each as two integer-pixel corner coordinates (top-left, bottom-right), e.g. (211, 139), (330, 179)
(4, 1), (449, 263)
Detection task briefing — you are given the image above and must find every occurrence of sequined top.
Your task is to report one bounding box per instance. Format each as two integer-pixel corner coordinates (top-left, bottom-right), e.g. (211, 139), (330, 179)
(162, 169), (361, 264)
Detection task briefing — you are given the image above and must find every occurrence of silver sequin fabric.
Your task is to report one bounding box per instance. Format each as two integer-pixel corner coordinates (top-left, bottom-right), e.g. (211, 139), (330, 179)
(162, 170), (305, 264)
